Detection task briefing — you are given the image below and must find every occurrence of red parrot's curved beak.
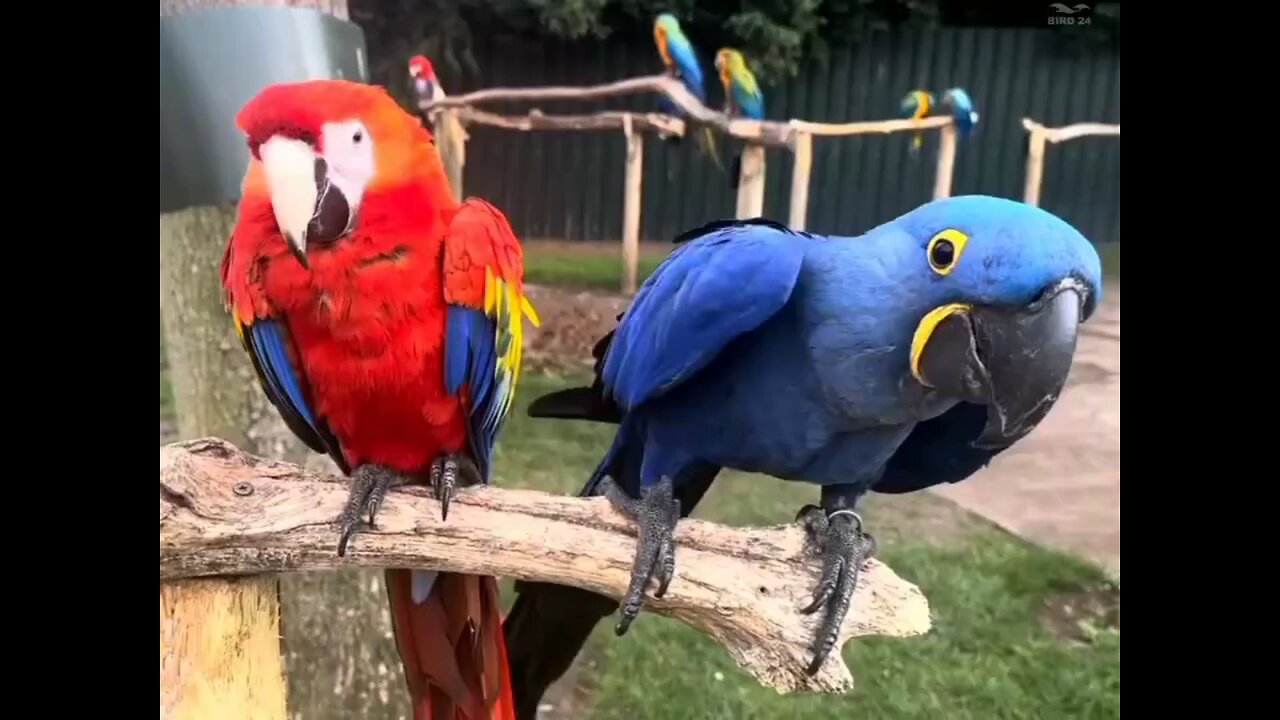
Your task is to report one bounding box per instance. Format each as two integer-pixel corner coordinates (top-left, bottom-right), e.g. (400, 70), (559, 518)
(258, 135), (353, 269)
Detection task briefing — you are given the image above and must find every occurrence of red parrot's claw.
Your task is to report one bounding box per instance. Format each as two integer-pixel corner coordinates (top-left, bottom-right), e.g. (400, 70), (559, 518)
(429, 453), (482, 521)
(335, 464), (407, 556)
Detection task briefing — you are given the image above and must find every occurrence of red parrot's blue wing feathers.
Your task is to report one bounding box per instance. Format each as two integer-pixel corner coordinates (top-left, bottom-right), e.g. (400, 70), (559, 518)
(236, 313), (350, 474)
(442, 198), (540, 480)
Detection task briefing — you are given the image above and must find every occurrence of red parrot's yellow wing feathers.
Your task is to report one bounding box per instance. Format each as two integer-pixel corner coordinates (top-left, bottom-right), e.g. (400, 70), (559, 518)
(442, 197), (540, 480)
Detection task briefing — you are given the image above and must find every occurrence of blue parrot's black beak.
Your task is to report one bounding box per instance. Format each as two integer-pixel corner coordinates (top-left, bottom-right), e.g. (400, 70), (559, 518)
(914, 278), (1088, 448)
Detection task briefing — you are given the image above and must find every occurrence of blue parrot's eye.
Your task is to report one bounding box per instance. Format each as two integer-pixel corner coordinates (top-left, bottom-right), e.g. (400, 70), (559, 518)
(930, 241), (954, 267)
(926, 228), (969, 276)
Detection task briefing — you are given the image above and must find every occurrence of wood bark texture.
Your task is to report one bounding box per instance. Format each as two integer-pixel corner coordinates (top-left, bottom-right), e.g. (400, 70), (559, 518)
(159, 205), (264, 449)
(160, 577), (287, 719)
(161, 438), (934, 694)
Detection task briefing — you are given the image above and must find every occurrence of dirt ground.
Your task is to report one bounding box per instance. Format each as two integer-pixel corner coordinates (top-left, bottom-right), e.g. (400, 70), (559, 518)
(522, 281), (1123, 579)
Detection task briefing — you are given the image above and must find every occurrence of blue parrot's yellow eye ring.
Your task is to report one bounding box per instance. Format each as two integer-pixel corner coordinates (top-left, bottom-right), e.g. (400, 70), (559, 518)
(927, 228), (969, 276)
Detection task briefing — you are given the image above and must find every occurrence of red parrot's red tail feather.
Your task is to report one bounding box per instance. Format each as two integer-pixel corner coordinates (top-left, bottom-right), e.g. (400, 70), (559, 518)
(386, 570), (515, 720)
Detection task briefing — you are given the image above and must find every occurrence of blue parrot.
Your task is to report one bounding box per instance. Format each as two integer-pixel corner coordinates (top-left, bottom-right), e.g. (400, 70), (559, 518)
(652, 12), (723, 170)
(502, 195), (1102, 709)
(942, 87), (979, 137)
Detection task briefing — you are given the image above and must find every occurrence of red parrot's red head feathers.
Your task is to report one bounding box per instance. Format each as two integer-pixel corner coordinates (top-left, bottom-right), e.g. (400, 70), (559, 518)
(407, 54), (435, 80)
(234, 79), (447, 269)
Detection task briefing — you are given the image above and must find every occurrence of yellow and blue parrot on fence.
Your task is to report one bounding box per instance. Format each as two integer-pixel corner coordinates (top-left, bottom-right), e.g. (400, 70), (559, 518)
(899, 89), (935, 153)
(652, 13), (723, 171)
(715, 47), (765, 188)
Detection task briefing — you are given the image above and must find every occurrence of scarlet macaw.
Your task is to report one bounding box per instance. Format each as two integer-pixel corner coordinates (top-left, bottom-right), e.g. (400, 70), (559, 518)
(221, 79), (539, 720)
(408, 54), (438, 102)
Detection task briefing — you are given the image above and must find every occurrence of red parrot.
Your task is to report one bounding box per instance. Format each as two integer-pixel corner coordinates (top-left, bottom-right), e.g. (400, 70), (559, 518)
(220, 78), (539, 720)
(408, 54), (439, 102)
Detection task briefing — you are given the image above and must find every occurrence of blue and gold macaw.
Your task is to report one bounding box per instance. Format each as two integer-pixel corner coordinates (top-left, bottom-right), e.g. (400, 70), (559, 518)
(899, 89), (935, 152)
(652, 13), (722, 170)
(942, 87), (979, 138)
(715, 48), (764, 119)
(502, 196), (1103, 707)
(715, 48), (765, 188)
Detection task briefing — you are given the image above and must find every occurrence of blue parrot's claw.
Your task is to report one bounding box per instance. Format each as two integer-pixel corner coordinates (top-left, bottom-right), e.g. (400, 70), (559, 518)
(796, 505), (877, 675)
(429, 453), (482, 522)
(601, 475), (681, 636)
(336, 464), (411, 557)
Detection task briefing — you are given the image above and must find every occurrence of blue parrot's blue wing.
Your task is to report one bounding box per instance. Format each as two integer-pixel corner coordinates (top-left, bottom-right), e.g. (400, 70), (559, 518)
(601, 219), (807, 410)
(238, 316), (349, 473)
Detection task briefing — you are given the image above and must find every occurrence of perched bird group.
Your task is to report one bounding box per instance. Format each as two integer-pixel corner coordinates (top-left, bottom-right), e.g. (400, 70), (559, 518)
(219, 62), (1096, 720)
(651, 12), (765, 175)
(899, 86), (981, 152)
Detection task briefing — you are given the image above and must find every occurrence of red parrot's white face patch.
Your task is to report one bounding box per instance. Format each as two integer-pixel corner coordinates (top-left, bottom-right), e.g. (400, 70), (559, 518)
(258, 118), (377, 268)
(320, 118), (375, 219)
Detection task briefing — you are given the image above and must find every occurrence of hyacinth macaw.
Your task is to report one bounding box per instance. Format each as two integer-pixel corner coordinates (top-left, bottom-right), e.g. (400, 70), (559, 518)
(715, 48), (764, 120)
(652, 12), (722, 170)
(502, 195), (1102, 708)
(408, 54), (439, 102)
(899, 89), (935, 152)
(221, 79), (539, 720)
(942, 87), (980, 137)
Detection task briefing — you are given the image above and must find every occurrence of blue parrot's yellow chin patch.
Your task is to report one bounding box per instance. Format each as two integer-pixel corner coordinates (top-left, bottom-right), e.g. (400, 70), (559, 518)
(910, 303), (971, 383)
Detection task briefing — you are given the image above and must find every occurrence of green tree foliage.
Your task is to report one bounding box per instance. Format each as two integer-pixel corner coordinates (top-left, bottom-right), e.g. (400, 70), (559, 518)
(352, 0), (949, 87)
(351, 0), (1118, 94)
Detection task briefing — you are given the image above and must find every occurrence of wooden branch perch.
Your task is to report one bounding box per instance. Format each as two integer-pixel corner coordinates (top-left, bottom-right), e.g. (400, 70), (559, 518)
(450, 106), (687, 138)
(1022, 118), (1121, 143)
(160, 439), (932, 694)
(424, 75), (951, 147)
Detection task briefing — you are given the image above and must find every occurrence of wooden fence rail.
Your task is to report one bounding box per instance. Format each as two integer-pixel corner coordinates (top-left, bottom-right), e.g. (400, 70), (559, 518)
(421, 74), (958, 295)
(1021, 118), (1121, 207)
(159, 438), (932, 714)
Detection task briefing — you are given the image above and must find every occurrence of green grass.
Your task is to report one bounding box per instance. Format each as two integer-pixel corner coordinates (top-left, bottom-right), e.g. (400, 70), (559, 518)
(524, 239), (1121, 290)
(492, 374), (1119, 720)
(522, 241), (671, 290)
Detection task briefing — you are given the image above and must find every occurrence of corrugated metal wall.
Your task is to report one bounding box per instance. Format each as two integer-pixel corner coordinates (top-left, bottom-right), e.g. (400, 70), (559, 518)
(437, 26), (1120, 244)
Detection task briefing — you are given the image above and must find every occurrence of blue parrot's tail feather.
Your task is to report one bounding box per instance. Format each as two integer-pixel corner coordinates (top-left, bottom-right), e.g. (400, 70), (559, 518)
(503, 442), (719, 720)
(507, 316), (723, 716)
(525, 386), (621, 424)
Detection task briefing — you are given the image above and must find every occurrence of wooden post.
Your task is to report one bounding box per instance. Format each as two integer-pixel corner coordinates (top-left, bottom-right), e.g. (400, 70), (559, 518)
(437, 110), (466, 196)
(159, 2), (350, 717)
(788, 132), (813, 231)
(1023, 125), (1048, 207)
(736, 144), (767, 218)
(161, 577), (287, 719)
(622, 121), (644, 296)
(932, 124), (957, 200)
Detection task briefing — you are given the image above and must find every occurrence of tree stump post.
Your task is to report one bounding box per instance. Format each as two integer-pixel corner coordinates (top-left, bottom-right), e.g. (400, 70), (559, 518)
(159, 1), (352, 717)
